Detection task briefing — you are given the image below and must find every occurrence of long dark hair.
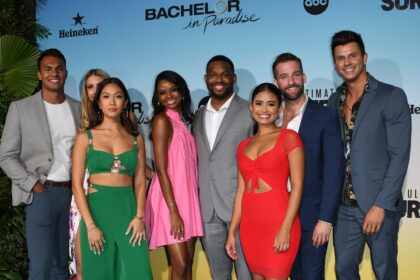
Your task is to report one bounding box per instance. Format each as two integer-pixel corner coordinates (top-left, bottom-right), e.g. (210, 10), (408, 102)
(151, 70), (192, 124)
(251, 83), (283, 135)
(88, 77), (137, 135)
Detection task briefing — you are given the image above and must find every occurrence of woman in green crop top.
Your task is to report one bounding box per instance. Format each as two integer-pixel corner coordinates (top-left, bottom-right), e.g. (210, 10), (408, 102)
(72, 77), (152, 279)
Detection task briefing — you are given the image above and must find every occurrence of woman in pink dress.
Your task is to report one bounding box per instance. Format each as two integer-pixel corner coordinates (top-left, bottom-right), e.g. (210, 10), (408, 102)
(145, 70), (203, 280)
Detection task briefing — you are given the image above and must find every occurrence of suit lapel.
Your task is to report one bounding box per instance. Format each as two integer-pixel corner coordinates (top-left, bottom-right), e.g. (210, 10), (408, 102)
(298, 99), (315, 137)
(198, 108), (211, 154)
(33, 92), (53, 150)
(352, 79), (378, 139)
(212, 95), (241, 152)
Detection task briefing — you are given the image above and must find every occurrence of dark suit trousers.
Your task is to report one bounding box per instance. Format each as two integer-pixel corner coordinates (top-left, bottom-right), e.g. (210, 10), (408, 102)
(25, 186), (72, 280)
(334, 205), (400, 280)
(291, 228), (328, 280)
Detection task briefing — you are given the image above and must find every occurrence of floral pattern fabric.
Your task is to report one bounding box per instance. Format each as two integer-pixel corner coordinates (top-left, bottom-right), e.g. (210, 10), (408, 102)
(69, 170), (89, 277)
(337, 75), (371, 207)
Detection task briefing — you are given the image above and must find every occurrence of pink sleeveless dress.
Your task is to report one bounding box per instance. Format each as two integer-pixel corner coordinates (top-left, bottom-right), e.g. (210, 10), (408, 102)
(145, 109), (203, 249)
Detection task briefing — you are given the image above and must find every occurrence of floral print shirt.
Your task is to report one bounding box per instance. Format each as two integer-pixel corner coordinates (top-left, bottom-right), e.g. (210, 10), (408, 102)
(337, 74), (371, 207)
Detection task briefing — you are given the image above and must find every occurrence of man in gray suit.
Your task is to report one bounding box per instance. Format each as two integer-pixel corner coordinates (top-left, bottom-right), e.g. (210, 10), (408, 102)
(328, 31), (411, 280)
(193, 55), (253, 279)
(0, 48), (81, 280)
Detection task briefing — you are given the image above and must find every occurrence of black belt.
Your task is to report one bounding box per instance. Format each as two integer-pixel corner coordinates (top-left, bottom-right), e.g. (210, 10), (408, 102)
(44, 180), (72, 188)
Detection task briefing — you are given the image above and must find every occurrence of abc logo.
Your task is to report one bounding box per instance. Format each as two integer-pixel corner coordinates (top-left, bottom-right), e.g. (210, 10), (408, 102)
(303, 0), (329, 15)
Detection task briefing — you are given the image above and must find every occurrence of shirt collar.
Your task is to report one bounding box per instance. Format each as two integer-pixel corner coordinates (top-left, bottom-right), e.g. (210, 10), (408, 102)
(280, 94), (308, 117)
(206, 93), (236, 113)
(337, 72), (372, 97)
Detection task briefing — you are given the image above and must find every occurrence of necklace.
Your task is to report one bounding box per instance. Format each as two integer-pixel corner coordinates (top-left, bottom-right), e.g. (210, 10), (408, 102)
(344, 99), (353, 111)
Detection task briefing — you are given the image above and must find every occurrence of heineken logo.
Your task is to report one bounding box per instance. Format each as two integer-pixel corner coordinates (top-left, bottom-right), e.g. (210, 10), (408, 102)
(58, 13), (100, 39)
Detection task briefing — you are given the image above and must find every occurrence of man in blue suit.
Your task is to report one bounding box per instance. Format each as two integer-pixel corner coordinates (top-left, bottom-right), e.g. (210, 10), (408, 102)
(328, 30), (411, 280)
(272, 52), (345, 280)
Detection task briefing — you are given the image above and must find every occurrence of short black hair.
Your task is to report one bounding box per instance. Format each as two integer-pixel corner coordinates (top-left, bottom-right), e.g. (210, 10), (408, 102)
(272, 52), (303, 78)
(331, 30), (366, 60)
(37, 48), (66, 70)
(206, 55), (235, 73)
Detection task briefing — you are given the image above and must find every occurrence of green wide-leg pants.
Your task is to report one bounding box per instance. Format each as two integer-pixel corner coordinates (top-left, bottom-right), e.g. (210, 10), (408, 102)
(80, 184), (152, 280)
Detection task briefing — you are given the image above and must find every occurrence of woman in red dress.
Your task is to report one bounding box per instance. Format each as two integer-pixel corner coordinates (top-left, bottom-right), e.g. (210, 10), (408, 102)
(226, 83), (304, 280)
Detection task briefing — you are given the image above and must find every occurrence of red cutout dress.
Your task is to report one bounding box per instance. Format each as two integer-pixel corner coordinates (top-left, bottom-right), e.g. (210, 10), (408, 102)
(237, 129), (303, 278)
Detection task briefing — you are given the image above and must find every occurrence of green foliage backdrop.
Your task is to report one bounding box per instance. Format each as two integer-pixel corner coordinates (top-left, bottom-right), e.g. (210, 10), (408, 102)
(0, 1), (50, 279)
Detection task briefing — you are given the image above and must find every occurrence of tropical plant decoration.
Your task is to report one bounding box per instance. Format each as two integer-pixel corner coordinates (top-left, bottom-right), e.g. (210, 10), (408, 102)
(0, 34), (40, 280)
(0, 34), (40, 98)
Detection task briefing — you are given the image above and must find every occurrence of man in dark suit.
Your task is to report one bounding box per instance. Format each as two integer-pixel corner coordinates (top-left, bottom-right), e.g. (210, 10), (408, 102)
(0, 49), (81, 279)
(328, 30), (411, 280)
(272, 52), (345, 280)
(193, 55), (253, 280)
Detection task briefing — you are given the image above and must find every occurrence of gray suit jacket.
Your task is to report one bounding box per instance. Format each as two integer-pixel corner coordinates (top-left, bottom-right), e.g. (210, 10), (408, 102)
(328, 76), (411, 213)
(0, 91), (81, 206)
(193, 94), (253, 223)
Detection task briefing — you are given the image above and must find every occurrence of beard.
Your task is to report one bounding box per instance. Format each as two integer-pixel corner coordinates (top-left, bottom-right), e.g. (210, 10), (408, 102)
(281, 84), (304, 101)
(208, 84), (234, 100)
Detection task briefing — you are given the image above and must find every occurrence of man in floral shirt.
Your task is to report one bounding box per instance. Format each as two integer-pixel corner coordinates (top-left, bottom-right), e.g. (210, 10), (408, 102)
(328, 30), (411, 280)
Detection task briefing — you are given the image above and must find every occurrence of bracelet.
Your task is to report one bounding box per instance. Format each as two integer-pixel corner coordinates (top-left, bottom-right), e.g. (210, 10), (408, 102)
(87, 226), (97, 232)
(134, 215), (144, 222)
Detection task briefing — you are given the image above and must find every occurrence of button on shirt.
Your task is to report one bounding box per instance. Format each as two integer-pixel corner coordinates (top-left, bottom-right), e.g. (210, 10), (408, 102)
(205, 93), (235, 150)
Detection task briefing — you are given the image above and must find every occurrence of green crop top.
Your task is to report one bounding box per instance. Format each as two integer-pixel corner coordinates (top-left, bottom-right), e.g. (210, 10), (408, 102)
(86, 129), (138, 176)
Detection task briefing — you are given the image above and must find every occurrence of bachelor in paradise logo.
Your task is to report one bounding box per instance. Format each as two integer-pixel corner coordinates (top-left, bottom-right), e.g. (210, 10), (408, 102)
(145, 0), (261, 34)
(58, 12), (99, 38)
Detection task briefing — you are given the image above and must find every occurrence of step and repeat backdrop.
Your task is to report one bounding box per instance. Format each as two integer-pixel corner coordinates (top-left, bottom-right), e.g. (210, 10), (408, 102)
(38, 1), (419, 279)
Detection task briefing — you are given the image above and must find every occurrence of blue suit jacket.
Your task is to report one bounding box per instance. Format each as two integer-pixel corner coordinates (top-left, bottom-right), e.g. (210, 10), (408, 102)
(328, 76), (411, 214)
(298, 99), (345, 231)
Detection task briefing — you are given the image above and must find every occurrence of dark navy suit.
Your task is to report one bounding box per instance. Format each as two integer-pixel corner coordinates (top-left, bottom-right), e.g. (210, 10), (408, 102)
(290, 98), (345, 280)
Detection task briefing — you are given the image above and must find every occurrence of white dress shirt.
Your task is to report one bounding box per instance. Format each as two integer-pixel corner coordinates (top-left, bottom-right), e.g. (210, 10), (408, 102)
(205, 93), (235, 150)
(277, 94), (308, 131)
